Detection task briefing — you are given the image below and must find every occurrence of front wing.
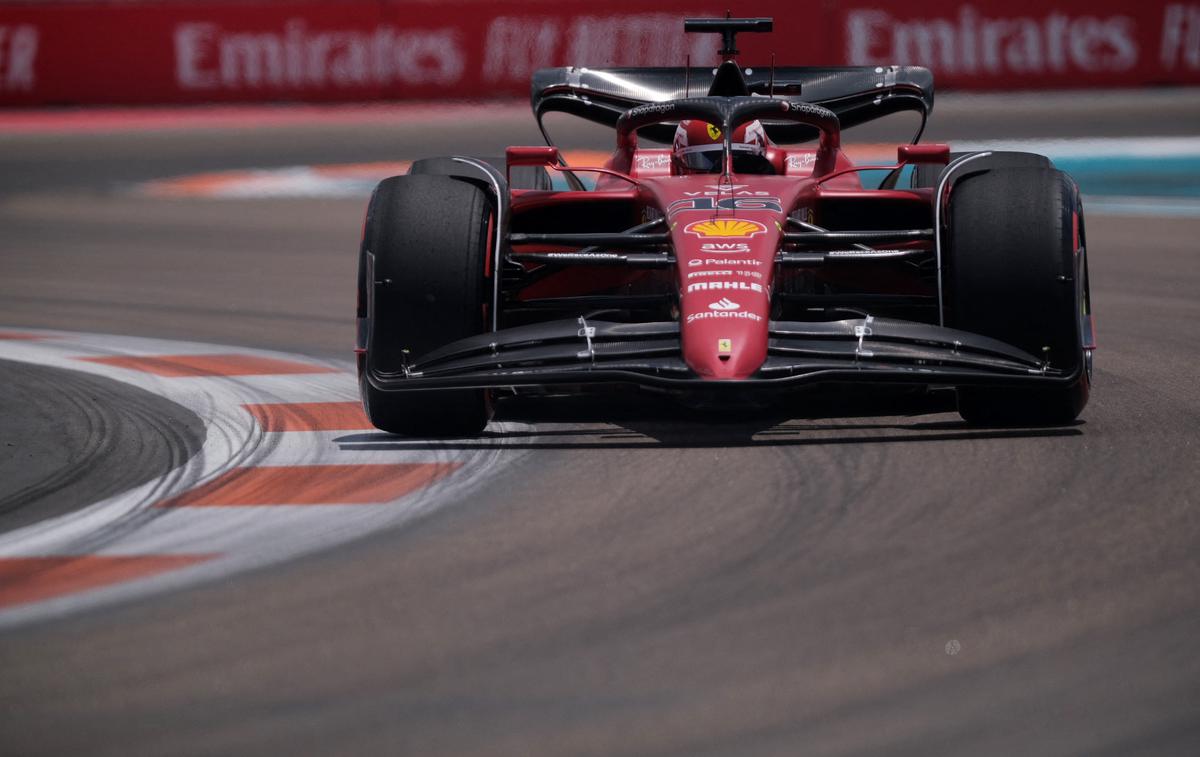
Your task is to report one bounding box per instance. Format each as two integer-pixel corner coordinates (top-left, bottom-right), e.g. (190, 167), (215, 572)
(362, 317), (1081, 394)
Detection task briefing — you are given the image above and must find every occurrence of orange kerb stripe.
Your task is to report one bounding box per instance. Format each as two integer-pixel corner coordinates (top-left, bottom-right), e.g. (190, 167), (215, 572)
(0, 331), (45, 340)
(841, 144), (899, 162)
(560, 149), (615, 167)
(79, 353), (337, 377)
(141, 147), (900, 200)
(144, 172), (240, 196)
(141, 161), (413, 197)
(243, 401), (372, 432)
(313, 161), (411, 178)
(156, 463), (459, 507)
(0, 555), (212, 609)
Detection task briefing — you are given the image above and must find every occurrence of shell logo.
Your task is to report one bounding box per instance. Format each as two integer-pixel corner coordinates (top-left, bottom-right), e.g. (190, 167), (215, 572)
(684, 219), (767, 238)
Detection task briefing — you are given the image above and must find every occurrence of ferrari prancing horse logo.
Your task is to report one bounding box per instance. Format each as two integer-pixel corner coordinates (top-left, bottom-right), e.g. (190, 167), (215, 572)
(706, 123), (722, 141)
(684, 219), (767, 238)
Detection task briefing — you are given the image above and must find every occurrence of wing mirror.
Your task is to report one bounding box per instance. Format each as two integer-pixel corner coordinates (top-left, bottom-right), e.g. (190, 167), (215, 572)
(898, 144), (950, 165)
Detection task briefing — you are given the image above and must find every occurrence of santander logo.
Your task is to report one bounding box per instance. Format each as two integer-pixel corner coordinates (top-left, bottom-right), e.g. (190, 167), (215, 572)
(708, 297), (740, 311)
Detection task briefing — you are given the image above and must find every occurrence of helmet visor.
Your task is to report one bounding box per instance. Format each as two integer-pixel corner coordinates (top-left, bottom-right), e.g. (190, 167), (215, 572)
(677, 144), (771, 174)
(677, 145), (723, 173)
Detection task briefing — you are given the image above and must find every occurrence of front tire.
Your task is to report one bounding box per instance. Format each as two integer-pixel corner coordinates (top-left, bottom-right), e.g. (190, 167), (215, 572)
(944, 167), (1091, 426)
(409, 155), (552, 190)
(357, 175), (492, 436)
(911, 150), (1051, 189)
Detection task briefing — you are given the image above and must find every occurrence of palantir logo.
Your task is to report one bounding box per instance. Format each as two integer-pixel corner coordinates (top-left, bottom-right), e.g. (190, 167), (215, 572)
(708, 298), (740, 311)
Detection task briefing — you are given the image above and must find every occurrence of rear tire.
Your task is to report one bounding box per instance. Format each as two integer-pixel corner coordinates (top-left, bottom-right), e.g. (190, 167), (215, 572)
(944, 167), (1091, 426)
(357, 175), (492, 436)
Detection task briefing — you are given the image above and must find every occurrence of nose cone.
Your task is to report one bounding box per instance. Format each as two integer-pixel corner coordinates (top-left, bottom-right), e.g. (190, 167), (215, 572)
(673, 217), (779, 380)
(680, 289), (769, 378)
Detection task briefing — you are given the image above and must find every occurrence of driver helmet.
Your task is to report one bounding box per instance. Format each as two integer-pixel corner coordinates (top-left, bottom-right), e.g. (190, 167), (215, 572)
(672, 119), (771, 174)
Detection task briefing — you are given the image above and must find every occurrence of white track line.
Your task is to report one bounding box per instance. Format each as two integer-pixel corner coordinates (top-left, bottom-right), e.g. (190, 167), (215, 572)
(0, 329), (525, 628)
(1079, 195), (1200, 218)
(952, 136), (1200, 158)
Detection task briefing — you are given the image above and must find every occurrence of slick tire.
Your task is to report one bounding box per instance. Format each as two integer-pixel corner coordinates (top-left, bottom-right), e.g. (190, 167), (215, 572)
(944, 167), (1092, 426)
(911, 151), (1051, 189)
(409, 156), (552, 190)
(357, 174), (492, 436)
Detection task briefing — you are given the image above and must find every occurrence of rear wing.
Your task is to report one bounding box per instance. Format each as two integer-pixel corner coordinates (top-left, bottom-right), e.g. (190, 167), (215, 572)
(531, 66), (934, 145)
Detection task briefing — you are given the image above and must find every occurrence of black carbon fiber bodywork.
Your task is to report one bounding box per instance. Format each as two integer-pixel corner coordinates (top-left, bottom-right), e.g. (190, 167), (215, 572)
(531, 65), (934, 145)
(361, 317), (1082, 395)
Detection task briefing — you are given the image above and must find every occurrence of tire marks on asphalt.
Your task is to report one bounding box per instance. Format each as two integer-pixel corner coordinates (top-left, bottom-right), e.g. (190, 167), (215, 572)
(0, 357), (206, 533)
(0, 329), (516, 627)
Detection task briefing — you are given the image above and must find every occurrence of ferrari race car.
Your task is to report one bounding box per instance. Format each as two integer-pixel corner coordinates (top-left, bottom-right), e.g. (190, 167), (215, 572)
(356, 16), (1094, 436)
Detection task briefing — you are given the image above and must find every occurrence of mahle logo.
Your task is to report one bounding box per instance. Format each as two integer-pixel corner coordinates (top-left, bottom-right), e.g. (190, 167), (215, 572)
(685, 219), (767, 238)
(688, 281), (763, 294)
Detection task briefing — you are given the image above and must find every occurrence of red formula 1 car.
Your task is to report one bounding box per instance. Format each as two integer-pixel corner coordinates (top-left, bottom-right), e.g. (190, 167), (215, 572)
(356, 16), (1094, 436)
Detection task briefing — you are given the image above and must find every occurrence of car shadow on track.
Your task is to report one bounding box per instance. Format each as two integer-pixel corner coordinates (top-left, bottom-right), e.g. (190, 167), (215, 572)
(335, 389), (1083, 451)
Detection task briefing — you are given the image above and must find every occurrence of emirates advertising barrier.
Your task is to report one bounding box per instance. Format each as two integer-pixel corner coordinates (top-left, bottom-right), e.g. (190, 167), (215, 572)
(0, 0), (1197, 106)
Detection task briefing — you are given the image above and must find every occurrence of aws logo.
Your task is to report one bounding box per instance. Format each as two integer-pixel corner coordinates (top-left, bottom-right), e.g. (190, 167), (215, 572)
(684, 219), (767, 239)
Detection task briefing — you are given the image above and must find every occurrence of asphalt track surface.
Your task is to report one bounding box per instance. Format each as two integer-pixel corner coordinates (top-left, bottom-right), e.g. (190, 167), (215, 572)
(0, 359), (205, 533)
(1, 91), (1198, 755)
